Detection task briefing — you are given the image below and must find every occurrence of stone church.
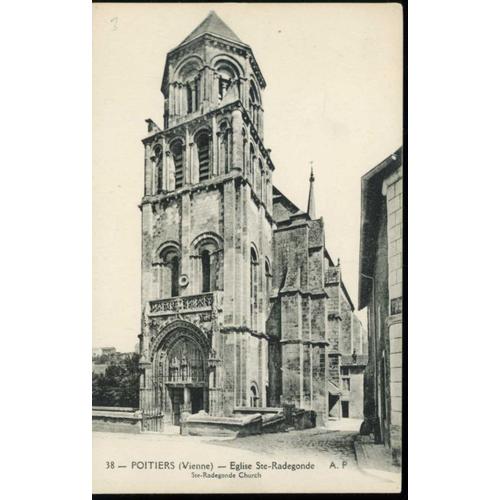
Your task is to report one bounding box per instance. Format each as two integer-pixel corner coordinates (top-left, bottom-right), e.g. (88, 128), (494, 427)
(138, 11), (363, 427)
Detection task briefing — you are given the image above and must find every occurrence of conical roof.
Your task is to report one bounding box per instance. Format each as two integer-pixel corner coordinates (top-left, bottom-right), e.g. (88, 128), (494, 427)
(180, 11), (243, 46)
(307, 167), (316, 219)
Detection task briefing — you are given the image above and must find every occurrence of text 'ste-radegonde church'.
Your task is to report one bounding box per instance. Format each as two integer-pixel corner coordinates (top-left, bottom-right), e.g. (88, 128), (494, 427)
(138, 12), (364, 427)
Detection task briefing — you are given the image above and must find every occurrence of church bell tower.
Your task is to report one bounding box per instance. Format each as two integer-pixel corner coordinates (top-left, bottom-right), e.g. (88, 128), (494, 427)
(139, 11), (275, 422)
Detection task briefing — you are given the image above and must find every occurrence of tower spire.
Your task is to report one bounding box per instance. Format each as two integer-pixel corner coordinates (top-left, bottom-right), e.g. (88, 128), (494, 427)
(307, 162), (316, 219)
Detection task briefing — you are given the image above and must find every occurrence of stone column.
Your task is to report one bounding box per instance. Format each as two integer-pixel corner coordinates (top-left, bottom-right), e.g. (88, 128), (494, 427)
(141, 203), (154, 307)
(231, 109), (243, 172)
(180, 191), (191, 296)
(280, 294), (303, 409)
(185, 128), (191, 185)
(168, 83), (175, 117)
(161, 136), (167, 191)
(140, 362), (153, 411)
(184, 387), (191, 406)
(163, 98), (169, 129)
(211, 115), (218, 176)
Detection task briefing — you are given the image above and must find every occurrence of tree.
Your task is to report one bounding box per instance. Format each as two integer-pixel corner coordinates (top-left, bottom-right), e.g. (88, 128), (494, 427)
(92, 353), (140, 407)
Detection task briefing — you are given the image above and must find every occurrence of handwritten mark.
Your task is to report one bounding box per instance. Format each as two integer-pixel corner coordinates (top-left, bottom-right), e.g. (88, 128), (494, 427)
(110, 17), (118, 31)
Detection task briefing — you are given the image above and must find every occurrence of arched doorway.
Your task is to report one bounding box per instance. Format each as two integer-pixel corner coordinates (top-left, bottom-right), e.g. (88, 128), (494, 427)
(151, 322), (210, 425)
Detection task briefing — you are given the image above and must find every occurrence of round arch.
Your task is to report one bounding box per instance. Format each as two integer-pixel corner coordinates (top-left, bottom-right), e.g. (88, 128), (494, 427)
(173, 55), (204, 81)
(191, 231), (223, 252)
(249, 77), (262, 104)
(168, 136), (185, 150)
(192, 125), (212, 141)
(155, 240), (181, 262)
(210, 55), (244, 78)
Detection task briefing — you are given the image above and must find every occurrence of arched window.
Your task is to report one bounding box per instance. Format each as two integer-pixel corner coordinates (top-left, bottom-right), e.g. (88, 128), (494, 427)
(177, 59), (201, 116)
(201, 250), (211, 293)
(160, 248), (180, 297)
(186, 80), (199, 114)
(250, 247), (258, 329)
(196, 237), (221, 293)
(250, 384), (259, 407)
(196, 132), (210, 182)
(215, 61), (239, 102)
(170, 140), (184, 189)
(249, 81), (260, 128)
(154, 146), (163, 194)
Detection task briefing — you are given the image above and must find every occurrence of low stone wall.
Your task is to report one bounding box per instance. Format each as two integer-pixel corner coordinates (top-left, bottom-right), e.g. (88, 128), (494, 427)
(182, 412), (262, 437)
(261, 412), (287, 434)
(92, 406), (142, 434)
(233, 406), (282, 416)
(293, 409), (316, 430)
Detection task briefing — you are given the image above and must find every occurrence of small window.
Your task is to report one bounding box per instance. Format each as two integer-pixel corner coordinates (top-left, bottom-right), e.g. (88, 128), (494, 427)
(201, 250), (211, 293)
(196, 133), (210, 182)
(170, 256), (179, 297)
(342, 377), (350, 392)
(171, 140), (184, 189)
(341, 367), (349, 376)
(160, 249), (180, 298)
(341, 401), (349, 418)
(250, 384), (259, 407)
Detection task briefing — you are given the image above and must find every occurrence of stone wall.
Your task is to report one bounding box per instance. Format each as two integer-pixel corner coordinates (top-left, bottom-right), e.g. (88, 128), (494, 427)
(383, 166), (403, 465)
(342, 367), (364, 418)
(92, 407), (142, 434)
(339, 291), (353, 355)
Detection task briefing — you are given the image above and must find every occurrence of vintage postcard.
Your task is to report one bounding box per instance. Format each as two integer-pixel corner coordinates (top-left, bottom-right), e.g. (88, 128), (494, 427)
(93, 2), (404, 494)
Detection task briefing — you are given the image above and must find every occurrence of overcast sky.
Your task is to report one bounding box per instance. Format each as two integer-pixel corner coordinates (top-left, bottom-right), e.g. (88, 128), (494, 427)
(93, 3), (403, 352)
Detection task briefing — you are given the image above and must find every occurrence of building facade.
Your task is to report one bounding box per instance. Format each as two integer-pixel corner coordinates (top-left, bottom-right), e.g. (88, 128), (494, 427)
(358, 148), (403, 465)
(137, 11), (363, 428)
(324, 265), (368, 420)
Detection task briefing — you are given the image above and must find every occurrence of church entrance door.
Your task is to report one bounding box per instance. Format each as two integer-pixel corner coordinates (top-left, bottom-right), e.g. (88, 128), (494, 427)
(151, 323), (210, 425)
(170, 387), (184, 426)
(191, 388), (204, 414)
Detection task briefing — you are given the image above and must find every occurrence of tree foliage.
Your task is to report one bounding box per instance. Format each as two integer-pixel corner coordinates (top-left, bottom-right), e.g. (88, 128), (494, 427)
(92, 353), (140, 408)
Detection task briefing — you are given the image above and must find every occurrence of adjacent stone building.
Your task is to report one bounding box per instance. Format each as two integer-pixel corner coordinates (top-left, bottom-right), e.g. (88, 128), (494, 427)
(324, 262), (368, 420)
(137, 11), (364, 428)
(358, 147), (403, 464)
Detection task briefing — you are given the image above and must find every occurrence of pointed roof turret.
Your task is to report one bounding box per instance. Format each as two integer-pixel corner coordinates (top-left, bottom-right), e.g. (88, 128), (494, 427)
(307, 165), (316, 219)
(179, 11), (243, 47)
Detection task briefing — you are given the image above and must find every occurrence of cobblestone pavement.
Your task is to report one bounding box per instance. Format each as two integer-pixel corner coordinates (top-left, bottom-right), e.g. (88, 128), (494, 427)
(209, 428), (358, 464)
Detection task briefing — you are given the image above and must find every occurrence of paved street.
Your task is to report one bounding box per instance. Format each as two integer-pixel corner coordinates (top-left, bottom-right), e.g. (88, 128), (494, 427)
(208, 426), (357, 464)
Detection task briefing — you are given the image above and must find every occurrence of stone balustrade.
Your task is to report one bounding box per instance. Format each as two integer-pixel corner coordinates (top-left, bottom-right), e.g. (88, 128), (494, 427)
(149, 292), (217, 315)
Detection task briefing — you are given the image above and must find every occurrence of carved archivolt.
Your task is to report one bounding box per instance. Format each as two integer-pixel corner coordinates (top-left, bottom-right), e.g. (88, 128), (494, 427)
(149, 319), (211, 362)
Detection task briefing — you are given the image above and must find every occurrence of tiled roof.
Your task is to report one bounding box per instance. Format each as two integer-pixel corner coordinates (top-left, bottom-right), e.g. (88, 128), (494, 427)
(180, 11), (243, 46)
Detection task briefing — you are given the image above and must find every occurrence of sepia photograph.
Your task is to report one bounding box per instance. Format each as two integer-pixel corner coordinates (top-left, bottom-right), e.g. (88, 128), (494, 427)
(92, 2), (404, 494)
